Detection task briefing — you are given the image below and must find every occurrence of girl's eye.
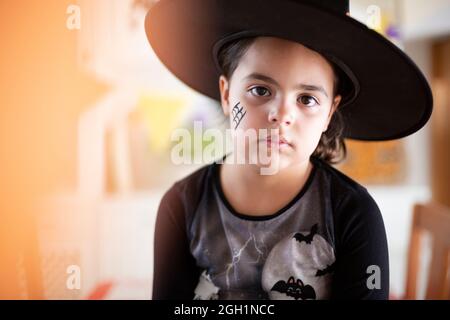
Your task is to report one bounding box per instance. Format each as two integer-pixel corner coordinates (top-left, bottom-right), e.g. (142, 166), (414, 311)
(249, 86), (271, 97)
(299, 95), (319, 107)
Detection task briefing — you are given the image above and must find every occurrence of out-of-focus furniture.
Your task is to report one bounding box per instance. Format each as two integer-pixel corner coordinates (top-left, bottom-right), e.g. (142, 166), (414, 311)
(405, 202), (450, 299)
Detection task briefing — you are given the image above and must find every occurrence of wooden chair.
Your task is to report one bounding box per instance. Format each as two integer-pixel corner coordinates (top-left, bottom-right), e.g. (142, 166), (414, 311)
(405, 202), (450, 299)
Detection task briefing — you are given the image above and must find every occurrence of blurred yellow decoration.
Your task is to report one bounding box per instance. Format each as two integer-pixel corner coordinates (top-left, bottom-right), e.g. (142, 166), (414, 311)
(137, 94), (188, 153)
(372, 8), (399, 41)
(373, 9), (389, 35)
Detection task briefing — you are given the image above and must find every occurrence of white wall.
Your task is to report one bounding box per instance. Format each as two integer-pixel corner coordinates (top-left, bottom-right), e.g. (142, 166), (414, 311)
(400, 0), (450, 40)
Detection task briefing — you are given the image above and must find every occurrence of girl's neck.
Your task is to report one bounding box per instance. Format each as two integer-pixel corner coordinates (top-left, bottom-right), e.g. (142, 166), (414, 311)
(222, 156), (313, 190)
(218, 155), (315, 216)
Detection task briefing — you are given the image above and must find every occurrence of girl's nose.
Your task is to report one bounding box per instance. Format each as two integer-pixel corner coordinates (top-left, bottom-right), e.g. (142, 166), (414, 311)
(268, 103), (294, 126)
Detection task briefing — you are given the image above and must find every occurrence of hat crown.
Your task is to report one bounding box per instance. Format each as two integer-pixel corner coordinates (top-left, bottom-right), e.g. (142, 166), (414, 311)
(297, 0), (349, 15)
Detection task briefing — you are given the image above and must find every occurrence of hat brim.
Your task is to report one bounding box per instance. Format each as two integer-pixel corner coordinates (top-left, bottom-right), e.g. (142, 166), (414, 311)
(145, 0), (433, 141)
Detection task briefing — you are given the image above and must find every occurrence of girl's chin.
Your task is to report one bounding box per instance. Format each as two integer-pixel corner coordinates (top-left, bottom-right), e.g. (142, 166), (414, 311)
(250, 154), (296, 172)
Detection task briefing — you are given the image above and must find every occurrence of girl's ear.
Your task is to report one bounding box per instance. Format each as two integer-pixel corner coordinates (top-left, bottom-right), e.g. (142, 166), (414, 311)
(323, 94), (342, 133)
(219, 75), (231, 116)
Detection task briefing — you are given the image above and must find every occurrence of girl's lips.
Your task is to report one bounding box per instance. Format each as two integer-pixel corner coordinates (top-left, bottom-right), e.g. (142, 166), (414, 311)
(265, 137), (292, 148)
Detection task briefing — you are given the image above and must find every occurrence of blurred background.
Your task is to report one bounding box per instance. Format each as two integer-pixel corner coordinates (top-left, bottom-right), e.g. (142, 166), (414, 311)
(0, 0), (448, 300)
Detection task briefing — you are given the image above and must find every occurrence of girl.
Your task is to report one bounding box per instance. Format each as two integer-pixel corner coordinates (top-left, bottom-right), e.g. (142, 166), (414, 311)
(145, 0), (433, 300)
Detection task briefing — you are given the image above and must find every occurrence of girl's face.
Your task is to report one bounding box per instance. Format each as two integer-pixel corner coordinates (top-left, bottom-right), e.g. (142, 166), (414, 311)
(219, 37), (341, 173)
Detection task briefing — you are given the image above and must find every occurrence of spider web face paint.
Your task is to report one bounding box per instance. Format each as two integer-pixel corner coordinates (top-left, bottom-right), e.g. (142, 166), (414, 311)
(231, 102), (247, 130)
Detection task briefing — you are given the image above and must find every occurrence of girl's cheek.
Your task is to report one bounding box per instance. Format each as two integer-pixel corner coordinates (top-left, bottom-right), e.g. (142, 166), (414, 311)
(239, 104), (268, 130)
(231, 93), (275, 130)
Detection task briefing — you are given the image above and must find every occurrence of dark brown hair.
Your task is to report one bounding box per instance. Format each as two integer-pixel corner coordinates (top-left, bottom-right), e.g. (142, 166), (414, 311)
(217, 37), (347, 165)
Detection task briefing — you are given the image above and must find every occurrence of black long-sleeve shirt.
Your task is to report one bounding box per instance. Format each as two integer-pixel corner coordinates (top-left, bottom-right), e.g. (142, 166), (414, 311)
(152, 155), (389, 300)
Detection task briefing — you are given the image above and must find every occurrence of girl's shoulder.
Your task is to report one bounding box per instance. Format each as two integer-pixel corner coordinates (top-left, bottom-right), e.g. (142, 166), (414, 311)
(160, 161), (215, 213)
(311, 156), (383, 224)
(171, 163), (213, 194)
(310, 155), (367, 196)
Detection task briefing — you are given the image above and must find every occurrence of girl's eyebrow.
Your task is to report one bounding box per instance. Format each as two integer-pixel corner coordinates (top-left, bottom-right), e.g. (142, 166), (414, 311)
(243, 72), (329, 98)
